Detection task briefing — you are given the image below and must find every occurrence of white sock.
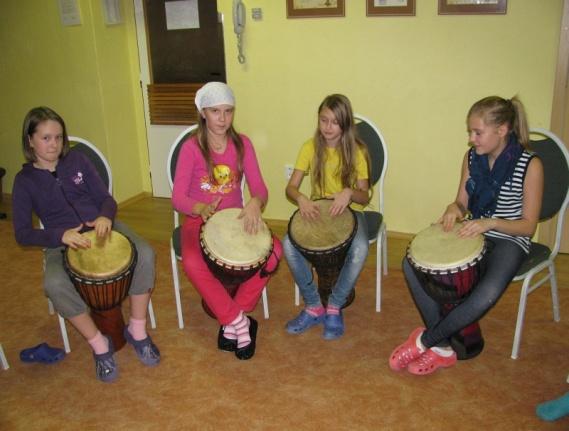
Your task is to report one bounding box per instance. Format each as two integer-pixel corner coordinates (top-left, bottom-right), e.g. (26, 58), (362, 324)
(431, 346), (454, 357)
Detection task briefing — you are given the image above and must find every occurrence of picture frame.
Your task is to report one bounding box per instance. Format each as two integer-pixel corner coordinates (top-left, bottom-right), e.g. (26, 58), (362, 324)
(366, 0), (415, 17)
(286, 0), (345, 19)
(438, 0), (507, 15)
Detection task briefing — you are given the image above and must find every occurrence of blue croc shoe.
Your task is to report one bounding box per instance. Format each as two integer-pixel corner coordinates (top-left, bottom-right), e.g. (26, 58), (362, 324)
(93, 337), (118, 383)
(286, 310), (325, 334)
(124, 327), (161, 367)
(323, 312), (345, 340)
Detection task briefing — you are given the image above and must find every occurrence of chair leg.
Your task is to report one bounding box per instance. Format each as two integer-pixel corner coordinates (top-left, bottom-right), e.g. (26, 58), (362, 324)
(0, 343), (9, 370)
(148, 298), (157, 329)
(58, 314), (71, 354)
(262, 287), (269, 319)
(294, 283), (300, 306)
(549, 264), (561, 322)
(170, 241), (185, 329)
(511, 276), (532, 359)
(381, 226), (388, 276)
(376, 237), (382, 313)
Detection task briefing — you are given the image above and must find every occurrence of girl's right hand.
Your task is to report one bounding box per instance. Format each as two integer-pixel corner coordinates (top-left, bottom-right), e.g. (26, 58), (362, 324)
(195, 197), (222, 222)
(437, 203), (464, 231)
(298, 195), (320, 220)
(62, 224), (90, 249)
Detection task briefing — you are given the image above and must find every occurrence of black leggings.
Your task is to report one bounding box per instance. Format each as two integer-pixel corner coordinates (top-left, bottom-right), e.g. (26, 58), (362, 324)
(403, 236), (526, 349)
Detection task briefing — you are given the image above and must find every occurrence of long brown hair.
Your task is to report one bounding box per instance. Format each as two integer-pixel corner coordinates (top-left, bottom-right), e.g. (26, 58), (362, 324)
(467, 95), (530, 148)
(192, 113), (245, 182)
(311, 94), (370, 198)
(21, 106), (70, 163)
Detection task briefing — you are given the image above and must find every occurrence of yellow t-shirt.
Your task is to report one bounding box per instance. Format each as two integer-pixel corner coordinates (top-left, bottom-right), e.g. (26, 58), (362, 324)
(294, 138), (369, 211)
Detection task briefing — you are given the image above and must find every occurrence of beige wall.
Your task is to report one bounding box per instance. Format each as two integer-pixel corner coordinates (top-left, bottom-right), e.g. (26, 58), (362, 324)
(218, 0), (563, 233)
(0, 0), (563, 234)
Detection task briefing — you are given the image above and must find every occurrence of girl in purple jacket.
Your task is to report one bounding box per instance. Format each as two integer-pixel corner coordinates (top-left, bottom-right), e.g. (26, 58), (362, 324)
(13, 107), (160, 382)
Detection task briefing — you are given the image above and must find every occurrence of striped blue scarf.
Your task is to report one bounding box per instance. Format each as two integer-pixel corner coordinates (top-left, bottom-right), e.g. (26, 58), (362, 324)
(466, 133), (523, 219)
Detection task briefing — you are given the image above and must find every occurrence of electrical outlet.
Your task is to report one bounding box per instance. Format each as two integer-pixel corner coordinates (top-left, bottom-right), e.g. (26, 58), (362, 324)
(284, 164), (294, 179)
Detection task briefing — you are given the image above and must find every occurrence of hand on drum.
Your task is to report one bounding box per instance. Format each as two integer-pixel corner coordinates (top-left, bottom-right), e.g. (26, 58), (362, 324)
(86, 216), (112, 238)
(329, 189), (352, 217)
(438, 203), (466, 232)
(456, 219), (495, 238)
(297, 195), (320, 220)
(238, 197), (264, 234)
(62, 224), (90, 249)
(196, 197), (222, 222)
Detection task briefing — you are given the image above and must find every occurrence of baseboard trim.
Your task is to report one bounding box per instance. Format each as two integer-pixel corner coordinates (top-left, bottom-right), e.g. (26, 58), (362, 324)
(117, 192), (152, 209)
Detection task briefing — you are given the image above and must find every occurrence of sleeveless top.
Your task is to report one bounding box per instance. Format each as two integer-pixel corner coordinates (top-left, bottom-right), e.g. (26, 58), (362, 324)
(468, 148), (535, 253)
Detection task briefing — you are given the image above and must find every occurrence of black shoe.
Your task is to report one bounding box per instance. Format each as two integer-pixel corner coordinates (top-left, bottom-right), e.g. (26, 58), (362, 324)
(235, 317), (257, 361)
(218, 326), (237, 352)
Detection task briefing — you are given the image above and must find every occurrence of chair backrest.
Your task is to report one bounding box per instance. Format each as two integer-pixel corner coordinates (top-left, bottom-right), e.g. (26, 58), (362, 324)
(68, 136), (112, 194)
(167, 125), (199, 190)
(166, 125), (199, 227)
(354, 114), (388, 213)
(528, 128), (569, 256)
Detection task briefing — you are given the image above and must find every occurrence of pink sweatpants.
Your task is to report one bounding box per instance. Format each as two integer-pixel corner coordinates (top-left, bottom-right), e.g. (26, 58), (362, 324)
(181, 216), (282, 325)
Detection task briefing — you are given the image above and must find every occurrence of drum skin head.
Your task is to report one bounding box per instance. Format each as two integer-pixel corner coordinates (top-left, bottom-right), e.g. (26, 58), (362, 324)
(289, 199), (355, 251)
(408, 223), (484, 270)
(66, 230), (133, 279)
(201, 208), (272, 266)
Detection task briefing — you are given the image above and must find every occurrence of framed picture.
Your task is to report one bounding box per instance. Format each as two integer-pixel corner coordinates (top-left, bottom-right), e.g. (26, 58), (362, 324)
(367, 0), (415, 17)
(438, 0), (507, 15)
(286, 0), (345, 19)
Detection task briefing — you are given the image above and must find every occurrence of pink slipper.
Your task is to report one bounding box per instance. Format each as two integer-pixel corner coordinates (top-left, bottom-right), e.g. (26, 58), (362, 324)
(407, 348), (457, 375)
(389, 327), (425, 371)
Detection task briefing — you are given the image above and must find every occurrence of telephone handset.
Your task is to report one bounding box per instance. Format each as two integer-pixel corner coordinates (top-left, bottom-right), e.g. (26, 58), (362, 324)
(233, 0), (245, 35)
(233, 0), (246, 63)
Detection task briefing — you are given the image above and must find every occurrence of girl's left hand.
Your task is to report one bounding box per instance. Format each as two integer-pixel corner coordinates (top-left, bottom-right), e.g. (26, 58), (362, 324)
(238, 197), (263, 234)
(329, 188), (352, 216)
(457, 219), (496, 238)
(86, 216), (112, 238)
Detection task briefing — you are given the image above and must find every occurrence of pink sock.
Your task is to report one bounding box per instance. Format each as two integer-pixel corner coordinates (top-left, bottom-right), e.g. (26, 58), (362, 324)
(231, 312), (251, 349)
(306, 306), (325, 317)
(326, 305), (340, 315)
(128, 317), (148, 341)
(223, 325), (237, 340)
(87, 331), (109, 355)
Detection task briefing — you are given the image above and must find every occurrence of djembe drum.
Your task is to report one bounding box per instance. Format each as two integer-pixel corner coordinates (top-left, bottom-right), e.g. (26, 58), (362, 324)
(200, 208), (274, 319)
(64, 230), (137, 351)
(288, 199), (357, 308)
(407, 223), (486, 360)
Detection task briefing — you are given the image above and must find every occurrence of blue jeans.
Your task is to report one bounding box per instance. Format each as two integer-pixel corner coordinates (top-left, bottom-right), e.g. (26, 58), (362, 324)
(284, 211), (369, 308)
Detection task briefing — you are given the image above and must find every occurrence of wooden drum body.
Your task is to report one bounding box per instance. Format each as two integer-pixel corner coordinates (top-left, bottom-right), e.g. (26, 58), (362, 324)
(407, 223), (486, 360)
(64, 230), (137, 351)
(288, 199), (357, 308)
(200, 208), (273, 318)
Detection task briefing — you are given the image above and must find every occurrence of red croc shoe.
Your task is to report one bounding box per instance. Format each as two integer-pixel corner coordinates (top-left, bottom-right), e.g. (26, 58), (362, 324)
(389, 327), (425, 371)
(407, 348), (457, 376)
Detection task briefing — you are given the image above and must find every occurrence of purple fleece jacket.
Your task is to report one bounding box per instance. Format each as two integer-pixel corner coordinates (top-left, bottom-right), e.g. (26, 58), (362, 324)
(12, 150), (117, 248)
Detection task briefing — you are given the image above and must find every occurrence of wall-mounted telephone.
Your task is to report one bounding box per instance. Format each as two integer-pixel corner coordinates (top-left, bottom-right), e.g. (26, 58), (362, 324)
(233, 0), (245, 35)
(233, 0), (246, 63)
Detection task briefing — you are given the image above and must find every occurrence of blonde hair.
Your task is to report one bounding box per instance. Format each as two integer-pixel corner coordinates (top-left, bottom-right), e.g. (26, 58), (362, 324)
(467, 95), (530, 148)
(311, 94), (370, 197)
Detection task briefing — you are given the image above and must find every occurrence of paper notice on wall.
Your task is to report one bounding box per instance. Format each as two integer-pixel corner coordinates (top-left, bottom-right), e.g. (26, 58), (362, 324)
(58, 0), (82, 26)
(165, 0), (200, 30)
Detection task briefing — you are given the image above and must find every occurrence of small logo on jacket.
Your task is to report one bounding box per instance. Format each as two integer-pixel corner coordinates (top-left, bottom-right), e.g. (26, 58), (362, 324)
(72, 172), (84, 185)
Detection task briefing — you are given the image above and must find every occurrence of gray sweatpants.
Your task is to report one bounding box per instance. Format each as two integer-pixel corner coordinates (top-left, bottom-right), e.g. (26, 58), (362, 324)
(44, 220), (155, 318)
